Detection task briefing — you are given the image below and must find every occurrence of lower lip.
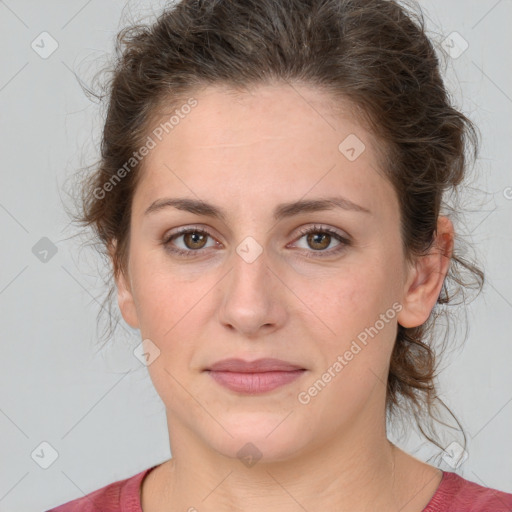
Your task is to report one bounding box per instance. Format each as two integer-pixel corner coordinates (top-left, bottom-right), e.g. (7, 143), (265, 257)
(206, 370), (306, 394)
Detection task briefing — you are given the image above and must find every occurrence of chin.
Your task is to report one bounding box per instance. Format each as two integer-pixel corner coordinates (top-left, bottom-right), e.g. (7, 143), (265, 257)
(199, 415), (310, 465)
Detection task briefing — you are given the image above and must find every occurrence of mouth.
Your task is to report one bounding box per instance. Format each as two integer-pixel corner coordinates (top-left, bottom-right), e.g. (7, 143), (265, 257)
(203, 358), (307, 394)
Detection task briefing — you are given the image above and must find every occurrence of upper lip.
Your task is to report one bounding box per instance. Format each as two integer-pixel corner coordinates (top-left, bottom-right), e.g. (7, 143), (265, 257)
(206, 358), (305, 372)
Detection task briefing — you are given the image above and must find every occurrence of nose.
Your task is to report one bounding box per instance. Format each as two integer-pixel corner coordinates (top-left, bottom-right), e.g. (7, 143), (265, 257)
(216, 242), (288, 338)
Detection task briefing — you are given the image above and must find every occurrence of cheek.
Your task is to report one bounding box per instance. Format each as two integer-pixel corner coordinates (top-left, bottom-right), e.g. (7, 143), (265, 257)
(128, 251), (184, 340)
(295, 259), (400, 382)
(296, 271), (399, 417)
(299, 264), (396, 334)
(133, 278), (173, 337)
(129, 253), (220, 352)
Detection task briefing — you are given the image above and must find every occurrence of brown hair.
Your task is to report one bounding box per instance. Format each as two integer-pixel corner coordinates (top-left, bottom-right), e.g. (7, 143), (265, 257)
(71, 0), (484, 457)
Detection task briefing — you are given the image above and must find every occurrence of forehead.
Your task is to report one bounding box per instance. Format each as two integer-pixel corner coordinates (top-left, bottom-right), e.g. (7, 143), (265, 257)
(132, 83), (394, 220)
(163, 82), (367, 145)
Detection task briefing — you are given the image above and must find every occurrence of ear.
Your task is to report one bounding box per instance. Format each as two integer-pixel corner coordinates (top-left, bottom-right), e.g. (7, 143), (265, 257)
(396, 216), (454, 329)
(108, 240), (140, 329)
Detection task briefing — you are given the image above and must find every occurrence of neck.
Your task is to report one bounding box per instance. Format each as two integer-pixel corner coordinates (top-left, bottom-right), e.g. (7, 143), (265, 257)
(151, 409), (437, 512)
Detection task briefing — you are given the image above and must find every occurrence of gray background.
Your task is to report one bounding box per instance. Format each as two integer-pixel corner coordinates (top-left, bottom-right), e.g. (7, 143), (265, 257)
(0, 1), (511, 510)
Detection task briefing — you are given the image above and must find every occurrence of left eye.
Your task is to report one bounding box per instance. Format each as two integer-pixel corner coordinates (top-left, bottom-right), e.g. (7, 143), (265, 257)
(291, 225), (351, 257)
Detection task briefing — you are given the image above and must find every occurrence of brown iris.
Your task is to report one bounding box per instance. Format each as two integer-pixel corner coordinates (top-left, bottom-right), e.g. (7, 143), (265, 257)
(183, 231), (208, 250)
(307, 232), (331, 250)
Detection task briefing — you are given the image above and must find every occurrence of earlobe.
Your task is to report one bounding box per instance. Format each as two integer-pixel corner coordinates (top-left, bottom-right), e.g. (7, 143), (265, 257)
(116, 269), (140, 329)
(109, 240), (140, 330)
(397, 216), (454, 329)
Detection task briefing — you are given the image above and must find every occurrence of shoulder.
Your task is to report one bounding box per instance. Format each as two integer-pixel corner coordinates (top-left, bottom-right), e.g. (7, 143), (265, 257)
(45, 465), (158, 512)
(424, 471), (512, 512)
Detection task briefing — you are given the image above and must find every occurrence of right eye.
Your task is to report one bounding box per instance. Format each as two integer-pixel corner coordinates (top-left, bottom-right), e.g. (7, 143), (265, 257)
(162, 227), (220, 256)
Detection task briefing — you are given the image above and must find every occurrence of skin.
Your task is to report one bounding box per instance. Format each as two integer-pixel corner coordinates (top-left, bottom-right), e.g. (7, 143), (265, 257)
(113, 83), (453, 512)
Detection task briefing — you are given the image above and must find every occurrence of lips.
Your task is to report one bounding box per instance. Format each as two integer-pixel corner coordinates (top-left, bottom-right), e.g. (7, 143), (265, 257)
(206, 358), (305, 372)
(204, 358), (306, 394)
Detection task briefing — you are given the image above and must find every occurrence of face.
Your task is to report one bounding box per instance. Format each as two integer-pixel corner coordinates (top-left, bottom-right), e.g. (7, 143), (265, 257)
(115, 83), (449, 463)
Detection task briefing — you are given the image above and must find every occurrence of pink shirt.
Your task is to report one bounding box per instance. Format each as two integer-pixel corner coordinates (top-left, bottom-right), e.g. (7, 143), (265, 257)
(46, 466), (512, 511)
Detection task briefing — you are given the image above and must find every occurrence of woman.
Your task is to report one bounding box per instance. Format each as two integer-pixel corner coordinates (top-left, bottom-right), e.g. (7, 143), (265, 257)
(47, 0), (512, 510)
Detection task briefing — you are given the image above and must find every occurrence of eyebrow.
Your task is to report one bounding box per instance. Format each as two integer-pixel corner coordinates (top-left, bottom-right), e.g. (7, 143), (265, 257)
(144, 195), (371, 221)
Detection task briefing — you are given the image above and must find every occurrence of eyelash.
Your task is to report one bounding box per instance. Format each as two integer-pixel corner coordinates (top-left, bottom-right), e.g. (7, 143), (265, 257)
(162, 224), (351, 259)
